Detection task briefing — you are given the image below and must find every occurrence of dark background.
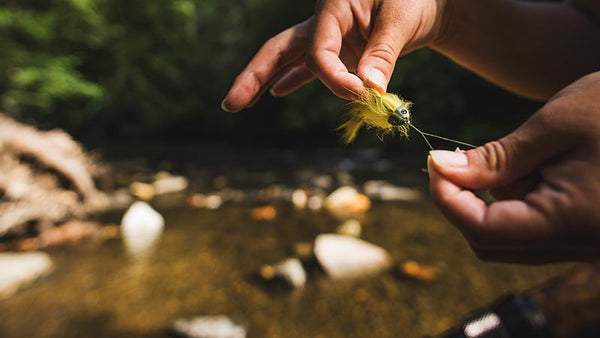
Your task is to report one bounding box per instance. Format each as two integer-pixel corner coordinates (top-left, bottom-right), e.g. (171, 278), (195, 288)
(0, 0), (543, 149)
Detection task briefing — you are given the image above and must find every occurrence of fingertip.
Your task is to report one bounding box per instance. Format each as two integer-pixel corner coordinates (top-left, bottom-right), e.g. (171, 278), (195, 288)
(362, 68), (388, 93)
(221, 99), (232, 112)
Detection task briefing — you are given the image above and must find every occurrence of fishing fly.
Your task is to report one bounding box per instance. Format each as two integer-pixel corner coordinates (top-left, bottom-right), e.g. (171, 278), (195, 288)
(338, 87), (476, 150)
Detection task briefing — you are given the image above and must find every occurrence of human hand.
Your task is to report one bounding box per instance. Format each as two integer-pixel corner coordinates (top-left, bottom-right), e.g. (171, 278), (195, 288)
(428, 72), (600, 264)
(221, 0), (447, 112)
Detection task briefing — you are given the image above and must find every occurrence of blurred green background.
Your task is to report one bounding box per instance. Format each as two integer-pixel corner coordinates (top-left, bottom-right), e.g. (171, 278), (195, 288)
(0, 0), (542, 147)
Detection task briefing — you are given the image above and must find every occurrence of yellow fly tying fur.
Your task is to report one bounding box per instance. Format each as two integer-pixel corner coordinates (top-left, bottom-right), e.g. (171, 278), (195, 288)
(337, 87), (412, 143)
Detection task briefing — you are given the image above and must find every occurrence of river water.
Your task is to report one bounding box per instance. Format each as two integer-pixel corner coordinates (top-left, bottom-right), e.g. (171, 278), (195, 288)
(0, 147), (571, 337)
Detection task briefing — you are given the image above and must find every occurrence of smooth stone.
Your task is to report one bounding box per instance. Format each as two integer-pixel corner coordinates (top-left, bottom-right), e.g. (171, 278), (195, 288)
(363, 180), (422, 201)
(336, 219), (362, 238)
(121, 201), (164, 258)
(324, 186), (370, 214)
(314, 234), (391, 279)
(260, 257), (306, 288)
(0, 252), (54, 299)
(291, 189), (308, 209)
(171, 315), (246, 338)
(129, 182), (155, 201)
(153, 175), (189, 195)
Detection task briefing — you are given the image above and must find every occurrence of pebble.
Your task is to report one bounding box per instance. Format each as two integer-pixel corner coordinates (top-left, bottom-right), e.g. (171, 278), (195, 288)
(336, 219), (362, 238)
(260, 257), (306, 288)
(171, 315), (246, 338)
(188, 194), (223, 209)
(399, 260), (437, 281)
(363, 180), (422, 201)
(314, 234), (391, 279)
(129, 182), (155, 201)
(291, 189), (308, 209)
(250, 206), (277, 221)
(121, 201), (164, 258)
(153, 174), (189, 195)
(324, 186), (370, 214)
(0, 252), (54, 299)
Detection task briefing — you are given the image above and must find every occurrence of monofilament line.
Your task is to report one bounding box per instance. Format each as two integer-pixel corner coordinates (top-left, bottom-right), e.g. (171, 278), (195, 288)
(409, 123), (477, 150)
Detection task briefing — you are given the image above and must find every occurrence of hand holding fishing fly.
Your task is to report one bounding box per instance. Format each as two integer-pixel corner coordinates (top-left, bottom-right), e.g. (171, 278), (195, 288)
(428, 72), (600, 263)
(221, 0), (447, 112)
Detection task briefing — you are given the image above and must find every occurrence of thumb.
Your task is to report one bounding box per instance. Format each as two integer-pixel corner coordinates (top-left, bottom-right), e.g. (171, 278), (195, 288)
(428, 124), (566, 190)
(356, 3), (408, 93)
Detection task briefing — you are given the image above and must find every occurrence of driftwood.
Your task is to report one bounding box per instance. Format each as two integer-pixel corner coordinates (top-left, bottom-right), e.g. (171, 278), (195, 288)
(0, 114), (107, 238)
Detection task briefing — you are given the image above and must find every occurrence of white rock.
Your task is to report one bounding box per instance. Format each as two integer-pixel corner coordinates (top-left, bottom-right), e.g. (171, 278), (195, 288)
(363, 180), (422, 201)
(314, 234), (391, 279)
(0, 252), (54, 299)
(205, 195), (223, 209)
(324, 186), (370, 213)
(121, 201), (164, 258)
(291, 189), (308, 209)
(336, 219), (362, 238)
(261, 258), (306, 288)
(172, 315), (246, 338)
(153, 175), (188, 195)
(307, 195), (323, 211)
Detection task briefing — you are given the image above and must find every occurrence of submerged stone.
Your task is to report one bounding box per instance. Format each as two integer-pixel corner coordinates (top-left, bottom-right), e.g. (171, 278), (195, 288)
(121, 201), (164, 259)
(0, 251), (54, 299)
(171, 315), (246, 338)
(314, 234), (391, 279)
(260, 257), (306, 289)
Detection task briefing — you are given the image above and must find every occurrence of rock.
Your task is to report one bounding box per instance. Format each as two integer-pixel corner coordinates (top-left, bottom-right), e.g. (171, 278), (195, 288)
(106, 188), (134, 210)
(307, 195), (323, 211)
(250, 205), (277, 221)
(260, 257), (306, 288)
(153, 174), (188, 195)
(314, 234), (391, 279)
(188, 194), (223, 209)
(121, 201), (164, 258)
(0, 252), (54, 299)
(171, 315), (246, 338)
(336, 219), (362, 238)
(291, 189), (308, 209)
(324, 186), (370, 214)
(310, 175), (333, 189)
(38, 220), (99, 247)
(399, 260), (437, 281)
(363, 180), (422, 201)
(129, 182), (155, 201)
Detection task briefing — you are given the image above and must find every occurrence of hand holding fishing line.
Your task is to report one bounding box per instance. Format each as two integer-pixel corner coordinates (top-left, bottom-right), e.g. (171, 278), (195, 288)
(428, 72), (600, 263)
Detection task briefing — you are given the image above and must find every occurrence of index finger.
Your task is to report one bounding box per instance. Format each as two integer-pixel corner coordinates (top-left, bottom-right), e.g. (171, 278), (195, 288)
(306, 11), (364, 99)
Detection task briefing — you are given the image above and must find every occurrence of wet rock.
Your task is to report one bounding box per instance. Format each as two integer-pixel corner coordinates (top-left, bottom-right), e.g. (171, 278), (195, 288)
(307, 195), (323, 211)
(121, 201), (164, 258)
(260, 257), (306, 288)
(105, 188), (134, 210)
(314, 234), (391, 279)
(188, 194), (223, 209)
(38, 220), (99, 247)
(130, 182), (155, 201)
(336, 219), (362, 238)
(171, 315), (246, 338)
(250, 205), (277, 221)
(363, 180), (422, 201)
(0, 252), (54, 299)
(310, 175), (334, 190)
(399, 260), (437, 282)
(291, 189), (308, 209)
(324, 186), (370, 214)
(153, 173), (189, 195)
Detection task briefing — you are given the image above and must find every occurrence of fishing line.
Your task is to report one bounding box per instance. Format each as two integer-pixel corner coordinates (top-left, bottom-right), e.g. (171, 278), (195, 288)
(409, 123), (476, 150)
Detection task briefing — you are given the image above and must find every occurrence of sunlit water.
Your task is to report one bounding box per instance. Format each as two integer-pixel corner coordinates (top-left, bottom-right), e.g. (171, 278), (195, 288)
(0, 147), (572, 337)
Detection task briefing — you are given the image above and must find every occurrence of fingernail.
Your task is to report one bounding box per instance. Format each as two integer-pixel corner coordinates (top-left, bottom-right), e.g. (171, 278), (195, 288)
(221, 99), (231, 112)
(366, 69), (387, 92)
(429, 150), (468, 167)
(269, 88), (280, 97)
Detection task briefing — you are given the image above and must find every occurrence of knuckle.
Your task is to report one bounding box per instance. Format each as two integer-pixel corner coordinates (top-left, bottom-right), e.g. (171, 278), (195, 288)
(304, 49), (320, 72)
(478, 141), (509, 175)
(366, 41), (397, 72)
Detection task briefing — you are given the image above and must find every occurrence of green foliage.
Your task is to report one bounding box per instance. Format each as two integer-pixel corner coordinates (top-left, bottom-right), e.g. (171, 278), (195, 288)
(0, 0), (538, 144)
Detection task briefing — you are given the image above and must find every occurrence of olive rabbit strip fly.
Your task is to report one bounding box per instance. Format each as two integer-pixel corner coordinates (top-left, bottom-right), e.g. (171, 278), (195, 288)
(338, 88), (476, 150)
